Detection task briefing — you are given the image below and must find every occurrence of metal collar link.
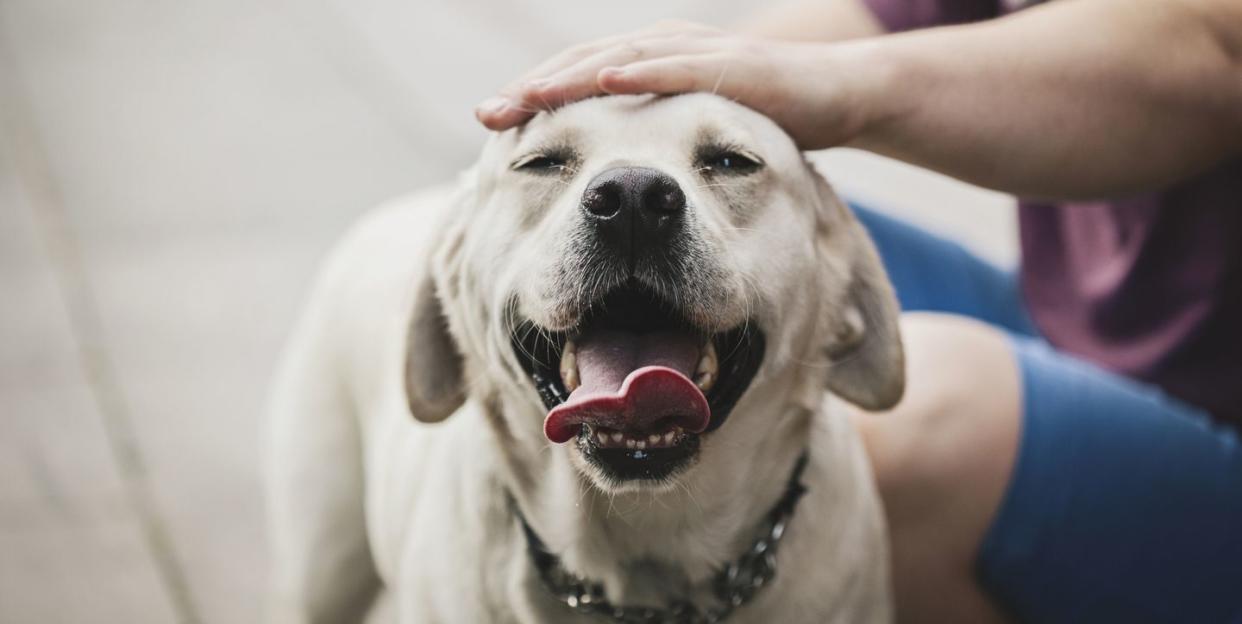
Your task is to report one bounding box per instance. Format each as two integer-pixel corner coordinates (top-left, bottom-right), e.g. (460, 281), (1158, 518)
(515, 453), (810, 623)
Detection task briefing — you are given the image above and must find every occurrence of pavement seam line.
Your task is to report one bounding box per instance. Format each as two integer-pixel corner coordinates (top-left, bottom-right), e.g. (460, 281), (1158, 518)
(0, 31), (204, 624)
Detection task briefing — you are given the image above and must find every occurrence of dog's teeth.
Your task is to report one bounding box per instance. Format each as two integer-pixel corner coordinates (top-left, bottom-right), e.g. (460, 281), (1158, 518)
(625, 438), (637, 449)
(611, 432), (624, 444)
(695, 371), (715, 393)
(597, 431), (608, 445)
(663, 431), (676, 445)
(695, 341), (718, 392)
(560, 340), (580, 393)
(635, 440), (646, 450)
(648, 434), (661, 445)
(701, 340), (717, 367)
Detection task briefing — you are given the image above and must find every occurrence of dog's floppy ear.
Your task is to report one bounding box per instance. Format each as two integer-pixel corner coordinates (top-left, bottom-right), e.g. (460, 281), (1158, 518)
(404, 181), (476, 423)
(404, 268), (465, 423)
(811, 167), (906, 411)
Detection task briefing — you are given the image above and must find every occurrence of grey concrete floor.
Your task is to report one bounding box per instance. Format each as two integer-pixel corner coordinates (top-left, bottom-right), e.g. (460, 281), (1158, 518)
(0, 2), (1014, 622)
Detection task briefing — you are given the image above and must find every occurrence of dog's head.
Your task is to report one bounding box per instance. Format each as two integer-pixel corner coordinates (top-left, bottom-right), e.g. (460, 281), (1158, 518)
(407, 94), (902, 494)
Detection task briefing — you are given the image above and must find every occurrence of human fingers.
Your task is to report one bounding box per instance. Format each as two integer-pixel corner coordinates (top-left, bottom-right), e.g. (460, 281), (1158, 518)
(515, 36), (723, 114)
(595, 53), (745, 100)
(507, 20), (717, 94)
(476, 21), (719, 130)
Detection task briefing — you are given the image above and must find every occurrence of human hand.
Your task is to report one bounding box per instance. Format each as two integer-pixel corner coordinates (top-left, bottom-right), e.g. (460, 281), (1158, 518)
(474, 21), (881, 150)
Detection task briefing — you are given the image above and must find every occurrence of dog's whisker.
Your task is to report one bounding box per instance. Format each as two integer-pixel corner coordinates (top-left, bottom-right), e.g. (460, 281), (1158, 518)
(510, 322), (543, 367)
(673, 478), (704, 517)
(693, 182), (742, 190)
(710, 63), (730, 97)
(605, 491), (621, 521)
(529, 89), (551, 113)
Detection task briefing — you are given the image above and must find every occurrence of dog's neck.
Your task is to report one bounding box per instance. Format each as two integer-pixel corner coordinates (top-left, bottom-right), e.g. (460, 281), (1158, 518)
(513, 450), (809, 619)
(493, 372), (818, 608)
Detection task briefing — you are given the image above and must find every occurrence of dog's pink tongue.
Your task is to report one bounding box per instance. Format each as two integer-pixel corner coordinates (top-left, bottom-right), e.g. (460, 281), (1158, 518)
(544, 330), (709, 443)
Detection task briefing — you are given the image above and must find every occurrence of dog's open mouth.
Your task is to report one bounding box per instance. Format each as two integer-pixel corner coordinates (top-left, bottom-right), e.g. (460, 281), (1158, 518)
(513, 282), (765, 481)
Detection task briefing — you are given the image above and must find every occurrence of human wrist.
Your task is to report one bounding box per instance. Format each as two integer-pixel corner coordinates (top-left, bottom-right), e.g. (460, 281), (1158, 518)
(824, 38), (912, 150)
(763, 39), (909, 150)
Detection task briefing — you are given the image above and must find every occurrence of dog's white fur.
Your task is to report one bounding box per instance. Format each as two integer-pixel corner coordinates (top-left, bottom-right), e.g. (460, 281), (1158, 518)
(267, 94), (903, 623)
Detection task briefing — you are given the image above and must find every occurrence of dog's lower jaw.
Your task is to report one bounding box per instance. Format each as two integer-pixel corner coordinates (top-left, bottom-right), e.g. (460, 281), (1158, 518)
(568, 430), (702, 494)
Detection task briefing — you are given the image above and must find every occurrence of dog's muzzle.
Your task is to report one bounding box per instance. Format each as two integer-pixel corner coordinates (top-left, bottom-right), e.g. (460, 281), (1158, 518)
(509, 167), (765, 483)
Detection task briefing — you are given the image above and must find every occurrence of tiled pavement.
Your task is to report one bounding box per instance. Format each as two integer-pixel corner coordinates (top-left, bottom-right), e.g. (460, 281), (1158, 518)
(0, 2), (1015, 622)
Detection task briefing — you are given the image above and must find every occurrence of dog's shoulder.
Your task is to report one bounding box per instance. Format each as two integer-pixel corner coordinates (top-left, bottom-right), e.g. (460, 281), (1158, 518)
(283, 183), (464, 409)
(298, 182), (462, 328)
(326, 184), (459, 281)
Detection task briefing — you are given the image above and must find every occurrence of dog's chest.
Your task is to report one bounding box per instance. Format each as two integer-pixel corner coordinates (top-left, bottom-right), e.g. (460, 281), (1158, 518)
(373, 403), (890, 623)
(387, 473), (888, 622)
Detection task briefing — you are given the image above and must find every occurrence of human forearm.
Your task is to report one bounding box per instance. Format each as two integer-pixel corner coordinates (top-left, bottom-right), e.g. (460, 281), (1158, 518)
(841, 0), (1242, 198)
(738, 0), (885, 42)
(477, 0), (1242, 200)
(474, 2), (884, 131)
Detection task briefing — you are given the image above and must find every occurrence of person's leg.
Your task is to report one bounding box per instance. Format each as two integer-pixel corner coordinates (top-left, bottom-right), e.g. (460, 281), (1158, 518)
(855, 312), (1242, 624)
(853, 313), (1021, 623)
(850, 204), (1038, 336)
(977, 335), (1242, 623)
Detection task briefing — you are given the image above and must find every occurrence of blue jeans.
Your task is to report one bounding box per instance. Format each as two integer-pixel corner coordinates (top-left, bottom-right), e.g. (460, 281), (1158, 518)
(854, 206), (1242, 624)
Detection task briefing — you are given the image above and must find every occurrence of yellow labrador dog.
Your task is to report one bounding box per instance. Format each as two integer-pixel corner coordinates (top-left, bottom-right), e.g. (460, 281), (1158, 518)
(267, 94), (903, 624)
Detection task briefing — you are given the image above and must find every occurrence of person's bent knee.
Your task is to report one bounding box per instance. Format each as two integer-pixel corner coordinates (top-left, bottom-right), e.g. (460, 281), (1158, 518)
(866, 312), (1022, 497)
(854, 312), (1022, 623)
(897, 312), (1020, 417)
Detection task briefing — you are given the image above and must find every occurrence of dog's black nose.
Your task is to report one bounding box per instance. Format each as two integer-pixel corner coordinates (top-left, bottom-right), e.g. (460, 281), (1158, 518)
(581, 167), (685, 266)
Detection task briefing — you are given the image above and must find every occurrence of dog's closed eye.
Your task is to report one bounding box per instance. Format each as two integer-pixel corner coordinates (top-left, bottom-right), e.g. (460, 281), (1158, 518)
(696, 146), (764, 176)
(512, 151), (573, 174)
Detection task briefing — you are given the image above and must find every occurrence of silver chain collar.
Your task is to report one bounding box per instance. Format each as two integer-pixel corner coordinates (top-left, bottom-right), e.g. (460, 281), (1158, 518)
(515, 453), (809, 624)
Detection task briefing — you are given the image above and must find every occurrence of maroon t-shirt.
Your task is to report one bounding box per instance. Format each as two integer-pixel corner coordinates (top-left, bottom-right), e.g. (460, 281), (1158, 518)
(865, 0), (1242, 426)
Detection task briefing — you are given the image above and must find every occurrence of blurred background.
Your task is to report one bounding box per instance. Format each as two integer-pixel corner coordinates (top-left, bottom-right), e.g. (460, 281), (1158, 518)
(0, 1), (1015, 622)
